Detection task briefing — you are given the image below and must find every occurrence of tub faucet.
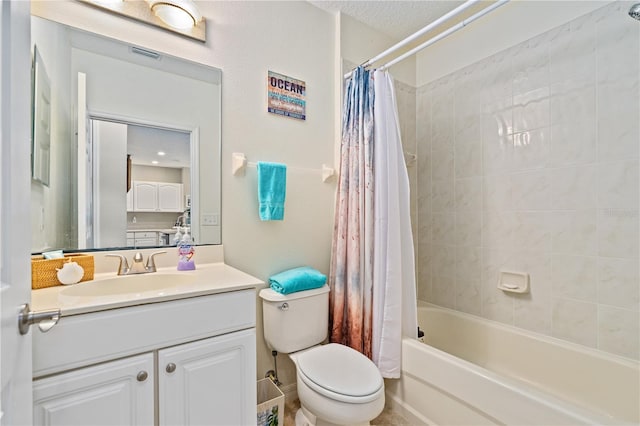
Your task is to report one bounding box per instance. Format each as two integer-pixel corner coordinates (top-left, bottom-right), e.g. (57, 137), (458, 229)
(106, 251), (167, 275)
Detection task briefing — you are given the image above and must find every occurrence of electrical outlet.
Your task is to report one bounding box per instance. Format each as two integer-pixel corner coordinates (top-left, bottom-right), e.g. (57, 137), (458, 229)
(202, 214), (219, 226)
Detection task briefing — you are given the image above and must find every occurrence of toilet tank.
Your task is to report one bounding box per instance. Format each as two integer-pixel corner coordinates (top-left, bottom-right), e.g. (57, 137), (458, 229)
(259, 285), (330, 353)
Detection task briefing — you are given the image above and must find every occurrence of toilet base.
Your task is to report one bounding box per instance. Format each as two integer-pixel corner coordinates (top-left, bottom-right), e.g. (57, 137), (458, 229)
(294, 407), (370, 426)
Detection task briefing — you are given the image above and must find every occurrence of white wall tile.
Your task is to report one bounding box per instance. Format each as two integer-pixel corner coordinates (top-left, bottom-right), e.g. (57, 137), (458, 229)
(597, 161), (639, 210)
(512, 128), (549, 171)
(430, 244), (455, 278)
(455, 177), (482, 212)
(551, 209), (598, 256)
(432, 213), (455, 246)
(514, 295), (551, 335)
(513, 211), (551, 253)
(432, 275), (456, 309)
(455, 136), (483, 179)
(598, 257), (640, 311)
(551, 165), (597, 210)
(483, 174), (512, 212)
(510, 170), (551, 211)
(431, 178), (455, 213)
(482, 211), (516, 250)
(551, 254), (598, 302)
(598, 306), (639, 359)
(513, 87), (550, 133)
(552, 298), (597, 347)
(456, 246), (482, 283)
(456, 279), (482, 316)
(598, 209), (639, 259)
(455, 211), (482, 247)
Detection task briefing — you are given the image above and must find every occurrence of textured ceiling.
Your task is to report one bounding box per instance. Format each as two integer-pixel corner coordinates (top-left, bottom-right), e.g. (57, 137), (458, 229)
(308, 1), (465, 40)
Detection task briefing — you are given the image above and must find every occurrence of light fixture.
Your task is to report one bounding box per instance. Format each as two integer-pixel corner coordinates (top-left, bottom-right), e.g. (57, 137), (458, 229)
(151, 160), (159, 165)
(79, 0), (206, 42)
(147, 0), (202, 30)
(157, 151), (166, 156)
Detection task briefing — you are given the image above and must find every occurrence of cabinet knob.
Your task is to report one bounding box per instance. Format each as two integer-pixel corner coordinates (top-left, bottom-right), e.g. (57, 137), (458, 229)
(166, 363), (177, 373)
(137, 371), (148, 382)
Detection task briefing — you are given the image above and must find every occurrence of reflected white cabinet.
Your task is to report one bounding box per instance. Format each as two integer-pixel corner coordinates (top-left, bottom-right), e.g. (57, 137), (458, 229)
(159, 330), (256, 426)
(133, 181), (183, 212)
(33, 353), (154, 426)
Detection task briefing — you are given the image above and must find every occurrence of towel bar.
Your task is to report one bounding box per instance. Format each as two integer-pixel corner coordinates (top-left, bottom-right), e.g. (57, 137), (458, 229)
(231, 152), (336, 183)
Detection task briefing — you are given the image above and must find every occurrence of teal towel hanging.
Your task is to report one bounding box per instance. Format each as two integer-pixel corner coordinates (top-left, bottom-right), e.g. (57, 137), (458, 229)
(257, 161), (287, 221)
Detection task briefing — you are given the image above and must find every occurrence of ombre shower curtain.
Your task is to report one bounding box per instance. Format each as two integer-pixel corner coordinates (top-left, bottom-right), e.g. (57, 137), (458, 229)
(329, 67), (417, 377)
(329, 67), (375, 358)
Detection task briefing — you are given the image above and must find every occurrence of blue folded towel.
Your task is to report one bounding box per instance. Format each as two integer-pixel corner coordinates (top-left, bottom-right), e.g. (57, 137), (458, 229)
(257, 162), (287, 221)
(269, 266), (327, 294)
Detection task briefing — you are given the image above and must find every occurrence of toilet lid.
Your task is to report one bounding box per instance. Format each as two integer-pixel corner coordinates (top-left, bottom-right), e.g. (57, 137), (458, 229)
(297, 343), (383, 399)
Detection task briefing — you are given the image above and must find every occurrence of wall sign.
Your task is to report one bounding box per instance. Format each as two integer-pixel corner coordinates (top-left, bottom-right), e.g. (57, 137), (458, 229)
(267, 71), (306, 120)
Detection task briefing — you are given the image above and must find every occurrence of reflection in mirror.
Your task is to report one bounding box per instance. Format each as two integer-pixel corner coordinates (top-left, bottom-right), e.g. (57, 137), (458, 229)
(30, 15), (221, 254)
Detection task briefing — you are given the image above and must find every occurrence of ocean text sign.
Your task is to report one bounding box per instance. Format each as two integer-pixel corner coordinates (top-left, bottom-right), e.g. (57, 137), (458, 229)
(267, 71), (306, 120)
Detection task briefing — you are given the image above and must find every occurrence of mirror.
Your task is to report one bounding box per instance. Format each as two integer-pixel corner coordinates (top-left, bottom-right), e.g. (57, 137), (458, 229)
(30, 15), (221, 254)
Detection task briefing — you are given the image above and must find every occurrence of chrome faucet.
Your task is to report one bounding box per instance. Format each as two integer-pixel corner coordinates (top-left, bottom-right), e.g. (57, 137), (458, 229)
(106, 251), (167, 275)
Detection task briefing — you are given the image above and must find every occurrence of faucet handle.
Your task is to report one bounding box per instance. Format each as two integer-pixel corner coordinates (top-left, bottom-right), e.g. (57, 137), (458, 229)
(146, 251), (167, 272)
(105, 254), (130, 275)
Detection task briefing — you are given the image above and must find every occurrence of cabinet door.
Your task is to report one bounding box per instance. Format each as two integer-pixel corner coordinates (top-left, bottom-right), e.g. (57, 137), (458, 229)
(33, 353), (154, 426)
(159, 329), (256, 426)
(157, 183), (183, 212)
(133, 182), (158, 212)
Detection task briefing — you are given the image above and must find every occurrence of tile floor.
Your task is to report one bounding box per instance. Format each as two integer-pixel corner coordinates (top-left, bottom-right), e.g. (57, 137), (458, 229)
(284, 397), (412, 425)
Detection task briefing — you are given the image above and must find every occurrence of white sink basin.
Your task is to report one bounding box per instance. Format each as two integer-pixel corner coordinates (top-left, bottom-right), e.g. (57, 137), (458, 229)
(60, 273), (198, 298)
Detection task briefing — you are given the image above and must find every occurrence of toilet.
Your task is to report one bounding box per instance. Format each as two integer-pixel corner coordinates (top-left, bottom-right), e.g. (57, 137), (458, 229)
(259, 285), (385, 426)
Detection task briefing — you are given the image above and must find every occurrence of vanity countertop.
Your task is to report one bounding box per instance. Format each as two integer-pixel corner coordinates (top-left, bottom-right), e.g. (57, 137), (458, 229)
(31, 263), (264, 317)
(126, 228), (177, 234)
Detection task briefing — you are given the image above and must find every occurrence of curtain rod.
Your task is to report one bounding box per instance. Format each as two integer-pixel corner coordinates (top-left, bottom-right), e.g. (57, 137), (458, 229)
(344, 0), (480, 79)
(379, 0), (509, 72)
(343, 0), (509, 79)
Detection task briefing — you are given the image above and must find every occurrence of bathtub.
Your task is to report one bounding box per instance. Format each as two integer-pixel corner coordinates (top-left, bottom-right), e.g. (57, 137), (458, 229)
(385, 304), (640, 425)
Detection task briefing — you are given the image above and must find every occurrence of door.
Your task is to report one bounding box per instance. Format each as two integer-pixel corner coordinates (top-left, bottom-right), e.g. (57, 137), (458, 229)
(158, 329), (256, 426)
(0, 1), (33, 424)
(33, 354), (154, 426)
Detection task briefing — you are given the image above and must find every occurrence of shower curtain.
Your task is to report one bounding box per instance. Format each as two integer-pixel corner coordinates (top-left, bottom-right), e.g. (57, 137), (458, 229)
(329, 67), (375, 357)
(371, 70), (417, 378)
(329, 66), (417, 377)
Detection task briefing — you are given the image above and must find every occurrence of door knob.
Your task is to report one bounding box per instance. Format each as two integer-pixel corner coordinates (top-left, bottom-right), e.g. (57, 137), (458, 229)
(137, 371), (148, 382)
(166, 363), (176, 373)
(18, 304), (61, 335)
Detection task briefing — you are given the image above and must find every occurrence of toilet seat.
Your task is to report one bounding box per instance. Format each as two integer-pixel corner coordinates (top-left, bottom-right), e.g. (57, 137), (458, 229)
(296, 343), (383, 404)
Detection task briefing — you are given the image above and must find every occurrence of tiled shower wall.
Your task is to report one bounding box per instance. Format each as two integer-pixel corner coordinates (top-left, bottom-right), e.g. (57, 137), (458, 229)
(414, 1), (639, 360)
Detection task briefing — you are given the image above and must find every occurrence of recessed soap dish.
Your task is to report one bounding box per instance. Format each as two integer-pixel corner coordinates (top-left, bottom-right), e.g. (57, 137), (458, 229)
(497, 271), (529, 294)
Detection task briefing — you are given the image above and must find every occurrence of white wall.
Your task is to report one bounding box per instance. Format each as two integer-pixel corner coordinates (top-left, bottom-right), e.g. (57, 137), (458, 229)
(30, 17), (73, 252)
(340, 14), (416, 86)
(31, 0), (338, 390)
(416, 1), (609, 85)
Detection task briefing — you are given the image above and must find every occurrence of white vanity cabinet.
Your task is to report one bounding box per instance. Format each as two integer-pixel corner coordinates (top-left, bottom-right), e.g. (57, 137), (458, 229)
(133, 181), (183, 212)
(33, 353), (155, 425)
(159, 330), (255, 425)
(32, 288), (257, 426)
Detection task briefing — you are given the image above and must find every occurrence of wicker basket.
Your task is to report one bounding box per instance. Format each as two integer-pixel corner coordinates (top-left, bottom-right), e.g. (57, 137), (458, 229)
(31, 254), (95, 289)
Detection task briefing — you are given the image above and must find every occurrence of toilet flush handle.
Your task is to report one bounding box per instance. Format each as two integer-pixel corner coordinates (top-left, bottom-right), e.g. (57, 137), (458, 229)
(278, 302), (289, 311)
